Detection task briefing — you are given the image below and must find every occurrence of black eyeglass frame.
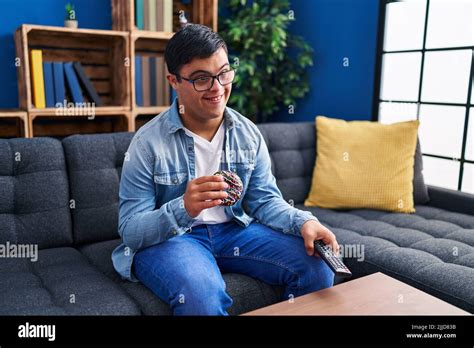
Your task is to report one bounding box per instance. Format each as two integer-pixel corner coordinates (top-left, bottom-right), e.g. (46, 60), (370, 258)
(174, 66), (237, 92)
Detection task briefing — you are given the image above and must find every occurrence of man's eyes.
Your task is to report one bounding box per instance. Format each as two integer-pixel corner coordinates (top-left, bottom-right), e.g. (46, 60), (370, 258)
(194, 76), (211, 81)
(193, 71), (230, 81)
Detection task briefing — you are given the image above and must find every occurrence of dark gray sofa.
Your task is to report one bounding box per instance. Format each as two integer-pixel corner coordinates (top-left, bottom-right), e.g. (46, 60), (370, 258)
(0, 121), (473, 315)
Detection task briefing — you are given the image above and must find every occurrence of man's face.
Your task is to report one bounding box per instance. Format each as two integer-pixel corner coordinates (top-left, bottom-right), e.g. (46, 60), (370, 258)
(167, 47), (232, 121)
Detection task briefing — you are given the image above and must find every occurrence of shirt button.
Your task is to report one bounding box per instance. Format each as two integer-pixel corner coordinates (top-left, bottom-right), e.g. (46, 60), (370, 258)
(172, 229), (177, 235)
(172, 178), (178, 184)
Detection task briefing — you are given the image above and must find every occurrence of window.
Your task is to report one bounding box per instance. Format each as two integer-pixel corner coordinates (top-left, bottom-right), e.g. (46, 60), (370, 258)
(376, 0), (474, 193)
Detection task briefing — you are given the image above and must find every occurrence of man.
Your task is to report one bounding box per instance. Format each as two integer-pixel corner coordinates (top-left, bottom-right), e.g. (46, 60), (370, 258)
(112, 24), (340, 315)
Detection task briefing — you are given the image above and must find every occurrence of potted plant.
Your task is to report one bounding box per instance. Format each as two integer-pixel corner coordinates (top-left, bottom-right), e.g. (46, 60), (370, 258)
(64, 3), (78, 28)
(220, 0), (313, 123)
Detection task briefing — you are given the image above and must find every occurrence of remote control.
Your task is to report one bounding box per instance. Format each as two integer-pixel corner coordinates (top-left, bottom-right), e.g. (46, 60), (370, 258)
(313, 240), (352, 278)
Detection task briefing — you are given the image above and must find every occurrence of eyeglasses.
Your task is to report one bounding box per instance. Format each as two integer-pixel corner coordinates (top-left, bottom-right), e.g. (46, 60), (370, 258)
(176, 67), (236, 92)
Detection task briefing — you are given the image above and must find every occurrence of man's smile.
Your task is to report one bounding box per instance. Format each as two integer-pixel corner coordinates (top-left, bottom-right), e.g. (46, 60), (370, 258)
(203, 94), (224, 104)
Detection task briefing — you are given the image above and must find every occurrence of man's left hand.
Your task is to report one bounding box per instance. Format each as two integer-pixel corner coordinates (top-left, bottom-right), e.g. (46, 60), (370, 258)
(301, 220), (340, 257)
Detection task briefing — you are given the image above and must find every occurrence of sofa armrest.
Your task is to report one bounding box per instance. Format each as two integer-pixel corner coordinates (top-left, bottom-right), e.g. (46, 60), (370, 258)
(425, 185), (474, 216)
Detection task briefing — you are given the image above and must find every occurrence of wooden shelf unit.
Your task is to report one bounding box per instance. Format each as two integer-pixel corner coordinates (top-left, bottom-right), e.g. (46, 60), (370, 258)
(8, 0), (218, 138)
(15, 24), (130, 111)
(115, 0), (219, 130)
(131, 31), (172, 127)
(14, 24), (132, 137)
(133, 105), (169, 131)
(0, 110), (29, 138)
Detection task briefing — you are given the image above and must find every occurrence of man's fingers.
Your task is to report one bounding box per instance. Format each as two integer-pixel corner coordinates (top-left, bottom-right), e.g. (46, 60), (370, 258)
(332, 240), (340, 256)
(197, 199), (222, 210)
(320, 232), (339, 255)
(196, 191), (228, 201)
(193, 175), (224, 185)
(304, 238), (314, 256)
(196, 181), (228, 192)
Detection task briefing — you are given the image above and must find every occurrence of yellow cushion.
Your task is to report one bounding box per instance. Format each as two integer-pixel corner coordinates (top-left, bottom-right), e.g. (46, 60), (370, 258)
(304, 116), (420, 213)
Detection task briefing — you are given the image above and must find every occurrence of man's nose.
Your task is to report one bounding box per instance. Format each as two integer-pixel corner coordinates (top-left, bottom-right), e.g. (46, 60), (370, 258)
(210, 77), (224, 92)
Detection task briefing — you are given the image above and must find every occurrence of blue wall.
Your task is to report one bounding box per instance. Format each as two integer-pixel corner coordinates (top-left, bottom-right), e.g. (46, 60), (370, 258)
(0, 0), (379, 120)
(271, 0), (380, 122)
(0, 0), (111, 108)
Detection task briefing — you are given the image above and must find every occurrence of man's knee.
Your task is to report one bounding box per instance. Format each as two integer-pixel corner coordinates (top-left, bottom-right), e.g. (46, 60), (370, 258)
(171, 275), (233, 315)
(300, 257), (335, 292)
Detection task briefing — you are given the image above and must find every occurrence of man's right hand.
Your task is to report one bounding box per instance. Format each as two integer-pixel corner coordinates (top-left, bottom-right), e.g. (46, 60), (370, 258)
(183, 175), (229, 218)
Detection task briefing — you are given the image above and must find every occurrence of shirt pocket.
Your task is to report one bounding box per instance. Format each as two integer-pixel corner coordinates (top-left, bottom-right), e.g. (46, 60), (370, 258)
(154, 170), (188, 204)
(235, 160), (255, 194)
(154, 171), (188, 185)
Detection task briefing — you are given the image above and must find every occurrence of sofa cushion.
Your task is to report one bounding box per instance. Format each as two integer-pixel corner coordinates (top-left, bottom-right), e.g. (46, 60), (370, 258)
(0, 138), (72, 249)
(257, 122), (429, 205)
(78, 239), (283, 315)
(62, 132), (134, 245)
(305, 117), (419, 213)
(295, 203), (474, 313)
(0, 247), (140, 315)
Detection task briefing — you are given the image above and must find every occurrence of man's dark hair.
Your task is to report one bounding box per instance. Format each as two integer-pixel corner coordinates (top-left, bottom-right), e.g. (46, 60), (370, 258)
(165, 24), (228, 80)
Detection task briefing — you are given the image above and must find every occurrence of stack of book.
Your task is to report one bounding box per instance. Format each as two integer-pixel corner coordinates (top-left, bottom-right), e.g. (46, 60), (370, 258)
(135, 0), (175, 31)
(135, 54), (171, 106)
(30, 50), (102, 108)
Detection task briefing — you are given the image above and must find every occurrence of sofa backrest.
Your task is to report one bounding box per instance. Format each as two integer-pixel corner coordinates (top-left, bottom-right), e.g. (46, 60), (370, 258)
(59, 123), (316, 246)
(0, 120), (429, 248)
(0, 138), (73, 249)
(257, 122), (316, 204)
(62, 132), (134, 245)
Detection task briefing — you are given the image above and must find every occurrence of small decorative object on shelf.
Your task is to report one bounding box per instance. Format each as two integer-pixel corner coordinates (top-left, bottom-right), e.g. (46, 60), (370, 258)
(64, 3), (78, 29)
(179, 10), (189, 28)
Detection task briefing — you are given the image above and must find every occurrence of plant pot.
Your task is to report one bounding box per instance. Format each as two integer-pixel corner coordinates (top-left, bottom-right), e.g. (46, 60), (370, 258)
(64, 20), (78, 29)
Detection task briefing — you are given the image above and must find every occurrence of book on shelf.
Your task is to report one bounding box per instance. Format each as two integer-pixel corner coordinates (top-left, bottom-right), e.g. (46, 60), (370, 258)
(52, 62), (65, 106)
(30, 49), (46, 108)
(163, 0), (173, 32)
(141, 56), (151, 106)
(135, 56), (143, 106)
(137, 55), (171, 107)
(31, 57), (103, 108)
(156, 0), (164, 31)
(155, 56), (165, 105)
(135, 0), (145, 30)
(163, 58), (171, 104)
(42, 62), (55, 108)
(149, 56), (157, 105)
(73, 62), (103, 106)
(64, 62), (85, 105)
(135, 0), (173, 32)
(144, 0), (150, 31)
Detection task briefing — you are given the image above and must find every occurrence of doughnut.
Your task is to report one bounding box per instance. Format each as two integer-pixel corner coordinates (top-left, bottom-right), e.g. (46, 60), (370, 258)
(213, 170), (243, 206)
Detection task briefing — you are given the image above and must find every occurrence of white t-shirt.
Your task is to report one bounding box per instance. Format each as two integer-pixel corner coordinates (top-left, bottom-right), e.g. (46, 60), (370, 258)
(183, 120), (231, 227)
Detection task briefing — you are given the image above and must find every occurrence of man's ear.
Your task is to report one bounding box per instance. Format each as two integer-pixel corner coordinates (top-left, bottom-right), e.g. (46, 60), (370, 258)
(166, 73), (179, 90)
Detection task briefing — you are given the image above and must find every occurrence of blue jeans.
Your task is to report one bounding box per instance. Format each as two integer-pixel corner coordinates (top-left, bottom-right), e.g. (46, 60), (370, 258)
(132, 220), (334, 315)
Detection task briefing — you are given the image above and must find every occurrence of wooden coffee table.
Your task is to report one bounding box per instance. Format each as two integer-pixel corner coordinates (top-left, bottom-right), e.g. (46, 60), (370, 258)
(244, 272), (470, 315)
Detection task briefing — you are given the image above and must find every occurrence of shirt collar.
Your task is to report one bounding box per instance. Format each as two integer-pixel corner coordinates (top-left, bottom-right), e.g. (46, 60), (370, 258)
(166, 97), (242, 134)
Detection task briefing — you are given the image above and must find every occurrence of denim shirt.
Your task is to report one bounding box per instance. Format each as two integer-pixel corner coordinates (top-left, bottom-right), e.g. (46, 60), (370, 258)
(112, 98), (319, 281)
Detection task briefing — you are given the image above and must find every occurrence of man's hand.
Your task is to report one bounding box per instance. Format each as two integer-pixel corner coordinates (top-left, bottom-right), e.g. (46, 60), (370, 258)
(183, 175), (229, 218)
(301, 220), (340, 257)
